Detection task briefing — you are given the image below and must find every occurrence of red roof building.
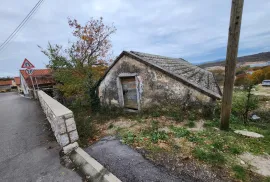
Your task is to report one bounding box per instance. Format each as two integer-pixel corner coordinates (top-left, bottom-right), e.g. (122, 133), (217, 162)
(0, 80), (12, 86)
(20, 69), (55, 87)
(14, 77), (21, 86)
(0, 80), (12, 92)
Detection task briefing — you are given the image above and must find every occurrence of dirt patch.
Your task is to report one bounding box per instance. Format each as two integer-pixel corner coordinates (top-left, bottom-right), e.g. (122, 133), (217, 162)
(173, 138), (194, 156)
(188, 120), (205, 132)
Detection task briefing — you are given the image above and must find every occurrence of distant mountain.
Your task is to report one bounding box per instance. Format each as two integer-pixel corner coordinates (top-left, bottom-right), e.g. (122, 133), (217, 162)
(199, 52), (270, 68)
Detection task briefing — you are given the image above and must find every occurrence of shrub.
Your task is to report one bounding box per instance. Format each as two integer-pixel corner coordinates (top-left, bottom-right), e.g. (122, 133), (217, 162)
(232, 91), (259, 123)
(75, 115), (96, 146)
(256, 110), (270, 123)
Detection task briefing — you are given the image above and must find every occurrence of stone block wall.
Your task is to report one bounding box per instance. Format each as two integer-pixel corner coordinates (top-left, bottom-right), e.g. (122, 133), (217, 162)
(37, 90), (79, 149)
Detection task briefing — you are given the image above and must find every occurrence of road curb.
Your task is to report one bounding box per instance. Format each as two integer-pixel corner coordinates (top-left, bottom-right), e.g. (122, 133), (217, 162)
(70, 147), (121, 182)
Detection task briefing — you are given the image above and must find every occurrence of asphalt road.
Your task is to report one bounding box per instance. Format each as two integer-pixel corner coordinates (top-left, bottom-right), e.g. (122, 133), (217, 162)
(0, 92), (81, 182)
(85, 136), (196, 182)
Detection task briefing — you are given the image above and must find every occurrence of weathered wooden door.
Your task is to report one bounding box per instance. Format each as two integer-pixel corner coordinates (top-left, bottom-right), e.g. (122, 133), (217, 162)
(121, 77), (138, 109)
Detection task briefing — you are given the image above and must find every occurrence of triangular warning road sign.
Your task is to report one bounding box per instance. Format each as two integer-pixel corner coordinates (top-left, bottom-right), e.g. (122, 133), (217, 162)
(25, 69), (34, 75)
(21, 58), (35, 68)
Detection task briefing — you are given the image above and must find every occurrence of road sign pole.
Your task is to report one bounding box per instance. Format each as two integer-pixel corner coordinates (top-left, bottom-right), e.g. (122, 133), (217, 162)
(30, 75), (36, 97)
(35, 77), (39, 90)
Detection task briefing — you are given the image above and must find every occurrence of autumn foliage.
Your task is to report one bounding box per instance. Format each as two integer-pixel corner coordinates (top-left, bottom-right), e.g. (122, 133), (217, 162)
(40, 17), (116, 109)
(235, 66), (270, 86)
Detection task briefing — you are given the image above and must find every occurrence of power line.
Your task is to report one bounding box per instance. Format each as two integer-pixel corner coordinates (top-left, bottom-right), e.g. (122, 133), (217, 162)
(0, 0), (44, 51)
(0, 0), (45, 53)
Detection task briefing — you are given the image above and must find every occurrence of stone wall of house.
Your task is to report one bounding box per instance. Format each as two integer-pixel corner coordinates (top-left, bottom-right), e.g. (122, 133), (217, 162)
(98, 55), (214, 111)
(38, 90), (79, 151)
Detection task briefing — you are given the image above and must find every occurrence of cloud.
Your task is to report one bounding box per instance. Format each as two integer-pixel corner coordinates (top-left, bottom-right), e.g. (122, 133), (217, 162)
(0, 0), (269, 77)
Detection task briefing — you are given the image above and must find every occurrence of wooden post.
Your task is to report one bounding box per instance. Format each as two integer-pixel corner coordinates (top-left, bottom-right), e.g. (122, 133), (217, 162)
(220, 0), (244, 130)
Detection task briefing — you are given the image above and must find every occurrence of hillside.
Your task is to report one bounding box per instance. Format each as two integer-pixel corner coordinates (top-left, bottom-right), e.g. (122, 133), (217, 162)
(199, 52), (270, 68)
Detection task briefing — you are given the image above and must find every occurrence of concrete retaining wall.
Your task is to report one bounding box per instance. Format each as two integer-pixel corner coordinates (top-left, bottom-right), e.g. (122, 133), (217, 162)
(38, 90), (79, 149)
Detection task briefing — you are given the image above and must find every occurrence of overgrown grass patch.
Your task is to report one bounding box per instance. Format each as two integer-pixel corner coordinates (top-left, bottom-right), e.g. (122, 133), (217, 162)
(203, 119), (219, 128)
(193, 147), (226, 164)
(170, 126), (190, 138)
(185, 121), (195, 128)
(232, 165), (248, 181)
(73, 109), (96, 147)
(121, 120), (169, 145)
(122, 131), (136, 144)
(168, 111), (184, 122)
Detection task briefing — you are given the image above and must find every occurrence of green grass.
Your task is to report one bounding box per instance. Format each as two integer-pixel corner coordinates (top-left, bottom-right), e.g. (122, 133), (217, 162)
(122, 132), (136, 144)
(264, 177), (270, 182)
(122, 130), (169, 144)
(232, 165), (247, 181)
(203, 119), (219, 128)
(228, 146), (243, 154)
(149, 130), (169, 143)
(168, 111), (184, 122)
(185, 121), (195, 128)
(186, 119), (270, 171)
(151, 111), (161, 117)
(193, 147), (226, 164)
(108, 123), (114, 129)
(170, 126), (190, 138)
(73, 111), (96, 147)
(122, 120), (169, 144)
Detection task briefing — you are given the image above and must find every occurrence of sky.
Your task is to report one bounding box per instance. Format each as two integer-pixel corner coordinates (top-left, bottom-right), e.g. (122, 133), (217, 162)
(0, 0), (269, 77)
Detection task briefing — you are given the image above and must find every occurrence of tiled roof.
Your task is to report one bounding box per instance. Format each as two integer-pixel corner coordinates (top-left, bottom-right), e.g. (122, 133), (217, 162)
(0, 80), (12, 86)
(20, 69), (55, 87)
(14, 77), (21, 85)
(129, 51), (221, 99)
(99, 51), (222, 99)
(20, 69), (52, 79)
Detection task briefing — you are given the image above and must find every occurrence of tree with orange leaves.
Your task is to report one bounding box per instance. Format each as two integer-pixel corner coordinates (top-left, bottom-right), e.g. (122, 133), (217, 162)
(250, 69), (264, 84)
(67, 17), (116, 66)
(40, 17), (116, 109)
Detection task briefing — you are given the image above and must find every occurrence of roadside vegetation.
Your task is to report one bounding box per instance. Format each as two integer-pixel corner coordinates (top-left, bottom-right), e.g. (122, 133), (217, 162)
(40, 17), (116, 146)
(86, 89), (270, 181)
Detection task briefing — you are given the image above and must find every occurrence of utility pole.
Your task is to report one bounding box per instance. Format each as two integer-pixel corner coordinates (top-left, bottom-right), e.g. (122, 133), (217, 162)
(220, 0), (244, 130)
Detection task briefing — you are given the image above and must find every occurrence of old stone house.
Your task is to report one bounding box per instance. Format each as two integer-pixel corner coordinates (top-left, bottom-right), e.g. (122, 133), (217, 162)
(98, 51), (222, 111)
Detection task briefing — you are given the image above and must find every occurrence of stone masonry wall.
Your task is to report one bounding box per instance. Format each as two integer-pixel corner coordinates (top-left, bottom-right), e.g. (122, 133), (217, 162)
(38, 90), (79, 148)
(98, 55), (213, 111)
